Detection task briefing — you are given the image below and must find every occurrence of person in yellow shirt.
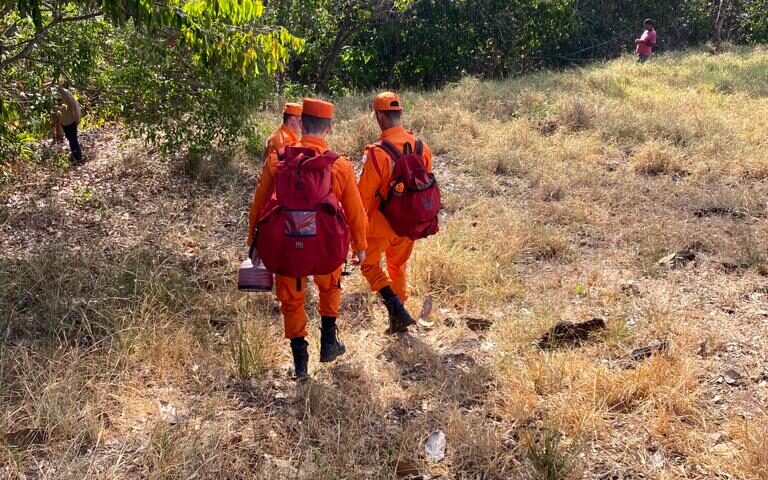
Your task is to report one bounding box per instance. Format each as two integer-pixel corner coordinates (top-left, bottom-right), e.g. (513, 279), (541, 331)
(264, 102), (302, 159)
(55, 84), (83, 165)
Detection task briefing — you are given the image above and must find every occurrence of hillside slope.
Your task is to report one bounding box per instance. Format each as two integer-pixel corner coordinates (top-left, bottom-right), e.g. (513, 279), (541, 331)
(2, 47), (768, 479)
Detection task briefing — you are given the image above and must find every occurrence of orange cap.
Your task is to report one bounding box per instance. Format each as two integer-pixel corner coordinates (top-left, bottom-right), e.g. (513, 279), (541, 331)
(284, 102), (302, 116)
(373, 92), (403, 111)
(302, 98), (334, 119)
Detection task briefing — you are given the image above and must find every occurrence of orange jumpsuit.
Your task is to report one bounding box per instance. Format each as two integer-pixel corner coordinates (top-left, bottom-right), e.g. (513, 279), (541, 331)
(248, 135), (367, 339)
(357, 125), (433, 302)
(264, 124), (298, 159)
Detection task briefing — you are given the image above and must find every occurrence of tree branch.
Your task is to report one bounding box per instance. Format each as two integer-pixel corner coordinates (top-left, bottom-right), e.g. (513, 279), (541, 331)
(0, 10), (102, 69)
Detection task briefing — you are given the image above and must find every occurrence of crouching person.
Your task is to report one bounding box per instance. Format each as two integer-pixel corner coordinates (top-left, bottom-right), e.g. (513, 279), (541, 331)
(247, 98), (367, 380)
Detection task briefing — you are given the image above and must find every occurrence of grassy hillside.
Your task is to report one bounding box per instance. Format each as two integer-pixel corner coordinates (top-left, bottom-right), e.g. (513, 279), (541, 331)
(2, 46), (768, 479)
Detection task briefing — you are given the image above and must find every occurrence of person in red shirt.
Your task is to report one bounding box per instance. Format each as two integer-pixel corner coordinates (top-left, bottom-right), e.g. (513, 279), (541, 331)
(635, 19), (657, 63)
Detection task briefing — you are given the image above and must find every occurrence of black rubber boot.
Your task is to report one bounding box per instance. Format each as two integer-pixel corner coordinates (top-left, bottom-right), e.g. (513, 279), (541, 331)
(319, 316), (346, 363)
(379, 286), (415, 334)
(290, 337), (309, 380)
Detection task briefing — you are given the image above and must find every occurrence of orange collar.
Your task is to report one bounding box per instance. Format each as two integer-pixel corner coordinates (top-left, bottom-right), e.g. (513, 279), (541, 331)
(280, 124), (298, 143)
(379, 125), (407, 140)
(297, 135), (329, 153)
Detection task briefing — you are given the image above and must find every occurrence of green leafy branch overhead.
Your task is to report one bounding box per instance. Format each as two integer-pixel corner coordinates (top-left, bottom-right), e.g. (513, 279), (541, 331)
(2, 0), (304, 76)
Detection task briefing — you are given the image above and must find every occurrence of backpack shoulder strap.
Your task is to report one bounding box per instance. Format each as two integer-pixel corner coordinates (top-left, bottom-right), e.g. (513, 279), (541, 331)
(415, 139), (424, 156)
(321, 149), (340, 161)
(375, 139), (402, 161)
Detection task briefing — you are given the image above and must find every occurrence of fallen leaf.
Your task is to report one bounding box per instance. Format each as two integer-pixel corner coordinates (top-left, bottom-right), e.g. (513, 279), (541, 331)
(157, 400), (181, 425)
(417, 296), (434, 329)
(425, 429), (446, 461)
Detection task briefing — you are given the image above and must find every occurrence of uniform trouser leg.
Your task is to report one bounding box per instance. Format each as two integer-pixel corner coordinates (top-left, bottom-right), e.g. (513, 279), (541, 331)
(315, 266), (343, 318)
(385, 236), (414, 302)
(361, 234), (414, 302)
(275, 266), (343, 339)
(361, 235), (392, 295)
(275, 275), (309, 339)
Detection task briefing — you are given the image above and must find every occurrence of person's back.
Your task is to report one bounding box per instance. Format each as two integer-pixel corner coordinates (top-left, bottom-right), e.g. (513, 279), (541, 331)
(357, 92), (436, 334)
(58, 87), (81, 126)
(246, 98), (367, 380)
(56, 85), (84, 164)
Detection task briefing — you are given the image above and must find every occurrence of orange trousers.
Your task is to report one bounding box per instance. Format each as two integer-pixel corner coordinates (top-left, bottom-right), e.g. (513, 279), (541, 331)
(361, 234), (414, 302)
(275, 267), (342, 339)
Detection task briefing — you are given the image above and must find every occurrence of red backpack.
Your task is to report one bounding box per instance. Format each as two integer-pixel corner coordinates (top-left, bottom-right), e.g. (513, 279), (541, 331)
(256, 146), (350, 277)
(372, 139), (441, 240)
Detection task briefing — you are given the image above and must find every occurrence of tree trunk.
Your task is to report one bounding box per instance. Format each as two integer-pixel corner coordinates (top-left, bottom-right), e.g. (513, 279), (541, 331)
(315, 23), (355, 93)
(713, 0), (727, 52)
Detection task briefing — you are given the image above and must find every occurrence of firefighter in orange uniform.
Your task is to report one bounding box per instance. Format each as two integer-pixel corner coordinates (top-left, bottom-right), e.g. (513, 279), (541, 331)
(247, 98), (367, 379)
(264, 102), (302, 159)
(357, 92), (434, 333)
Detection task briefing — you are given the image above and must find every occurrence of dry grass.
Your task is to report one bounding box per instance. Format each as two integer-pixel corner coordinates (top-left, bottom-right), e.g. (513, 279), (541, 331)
(3, 46), (768, 478)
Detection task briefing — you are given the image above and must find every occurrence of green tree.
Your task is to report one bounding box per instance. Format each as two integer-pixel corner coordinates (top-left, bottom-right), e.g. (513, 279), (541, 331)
(1, 0), (302, 164)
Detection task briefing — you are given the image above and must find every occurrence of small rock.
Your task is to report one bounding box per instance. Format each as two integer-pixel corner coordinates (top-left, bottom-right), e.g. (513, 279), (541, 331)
(648, 450), (665, 469)
(425, 429), (446, 462)
(723, 369), (743, 386)
(537, 318), (606, 349)
(658, 249), (695, 269)
(157, 400), (181, 425)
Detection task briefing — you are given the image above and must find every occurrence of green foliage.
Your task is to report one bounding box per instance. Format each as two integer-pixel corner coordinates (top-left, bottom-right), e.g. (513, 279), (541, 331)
(228, 320), (269, 379)
(1, 0), (301, 164)
(741, 0), (768, 43)
(273, 0), (768, 92)
(525, 430), (573, 480)
(98, 23), (273, 159)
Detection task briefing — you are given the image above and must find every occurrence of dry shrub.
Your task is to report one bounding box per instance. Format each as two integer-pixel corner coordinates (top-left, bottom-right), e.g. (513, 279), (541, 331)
(557, 97), (594, 132)
(726, 416), (768, 478)
(2, 348), (109, 451)
(407, 103), (481, 154)
(409, 201), (526, 304)
(535, 179), (565, 202)
(467, 121), (540, 177)
(328, 112), (379, 159)
(630, 142), (683, 176)
(521, 223), (572, 261)
(595, 356), (702, 420)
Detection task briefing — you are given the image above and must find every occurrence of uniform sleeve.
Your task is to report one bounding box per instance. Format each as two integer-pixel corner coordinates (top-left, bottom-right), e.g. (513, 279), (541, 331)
(339, 159), (368, 252)
(357, 146), (384, 215)
(264, 131), (280, 160)
(247, 152), (278, 245)
(423, 142), (434, 173)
